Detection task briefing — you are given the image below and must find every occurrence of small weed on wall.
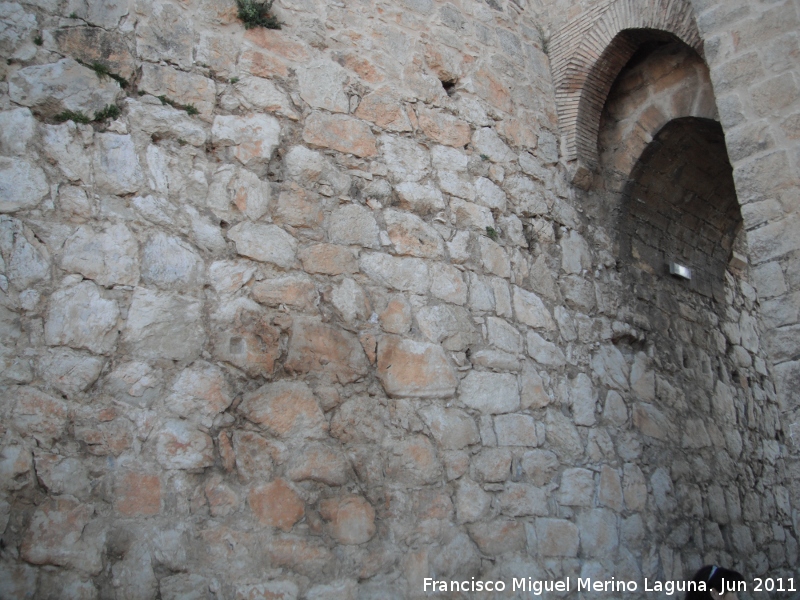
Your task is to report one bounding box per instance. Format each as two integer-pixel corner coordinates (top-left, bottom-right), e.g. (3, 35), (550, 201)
(236, 0), (282, 29)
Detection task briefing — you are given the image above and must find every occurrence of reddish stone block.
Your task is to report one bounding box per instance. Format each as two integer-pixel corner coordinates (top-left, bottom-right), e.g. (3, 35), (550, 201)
(249, 479), (305, 531)
(116, 471), (161, 516)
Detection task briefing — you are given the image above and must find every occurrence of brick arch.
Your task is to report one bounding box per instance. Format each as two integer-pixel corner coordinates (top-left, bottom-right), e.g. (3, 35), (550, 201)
(550, 0), (703, 187)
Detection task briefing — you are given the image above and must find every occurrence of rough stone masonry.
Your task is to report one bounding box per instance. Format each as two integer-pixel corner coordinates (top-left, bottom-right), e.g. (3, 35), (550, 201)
(0, 0), (798, 598)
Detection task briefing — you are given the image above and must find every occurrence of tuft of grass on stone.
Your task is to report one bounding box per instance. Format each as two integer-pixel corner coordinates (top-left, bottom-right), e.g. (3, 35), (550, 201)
(78, 59), (129, 88)
(55, 110), (91, 124)
(157, 95), (200, 116)
(230, 77), (240, 84)
(236, 0), (282, 30)
(34, 35), (43, 46)
(485, 226), (499, 241)
(94, 104), (121, 121)
(184, 104), (199, 116)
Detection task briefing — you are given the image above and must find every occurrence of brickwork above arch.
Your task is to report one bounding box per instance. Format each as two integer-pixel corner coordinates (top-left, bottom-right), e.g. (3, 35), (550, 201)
(550, 0), (703, 185)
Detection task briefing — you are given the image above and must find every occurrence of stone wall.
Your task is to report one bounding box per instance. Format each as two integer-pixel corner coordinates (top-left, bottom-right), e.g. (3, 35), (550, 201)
(0, 0), (798, 598)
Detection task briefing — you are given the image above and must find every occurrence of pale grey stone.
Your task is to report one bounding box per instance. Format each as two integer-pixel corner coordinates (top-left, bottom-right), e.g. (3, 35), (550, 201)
(139, 64), (216, 118)
(578, 508), (618, 557)
(384, 434), (441, 486)
(125, 99), (207, 147)
(0, 108), (35, 156)
(504, 175), (548, 216)
(60, 223), (139, 287)
(536, 518), (579, 557)
(332, 278), (368, 323)
(0, 157), (49, 213)
(650, 467), (676, 514)
(437, 170), (476, 200)
(429, 262), (467, 305)
(751, 261), (787, 299)
(93, 133), (144, 195)
(471, 349), (520, 371)
(487, 316), (522, 353)
(459, 371), (519, 414)
(103, 361), (164, 408)
(455, 478), (490, 523)
(560, 275), (596, 311)
(184, 206), (227, 254)
(471, 447), (512, 482)
(166, 361), (232, 423)
(419, 405), (480, 450)
(560, 230), (591, 274)
(141, 231), (204, 290)
(306, 580), (357, 600)
(570, 373), (596, 426)
(58, 186), (93, 220)
(359, 252), (430, 294)
(520, 362), (549, 409)
(381, 135), (430, 183)
(8, 58), (120, 116)
(234, 76), (297, 119)
(472, 127), (516, 162)
(478, 236), (511, 277)
(394, 181), (446, 214)
(498, 214), (526, 248)
(0, 2), (37, 60)
(41, 122), (93, 183)
(468, 272), (495, 311)
(489, 277), (511, 317)
(513, 285), (556, 330)
(498, 482), (547, 516)
(629, 352), (655, 402)
(603, 390), (628, 425)
(545, 409), (583, 459)
(560, 467), (594, 506)
(228, 222), (297, 268)
(0, 217), (50, 289)
(591, 344), (630, 390)
(136, 2), (193, 68)
(415, 304), (477, 351)
(211, 114), (281, 166)
(432, 145), (468, 172)
(682, 419), (712, 449)
(38, 348), (104, 397)
(45, 281), (119, 354)
(450, 198), (495, 231)
(494, 413), (538, 446)
(123, 288), (204, 361)
(329, 204), (380, 248)
(159, 574), (208, 600)
(283, 145), (349, 194)
(475, 177), (507, 211)
(526, 331), (565, 366)
(298, 59), (349, 113)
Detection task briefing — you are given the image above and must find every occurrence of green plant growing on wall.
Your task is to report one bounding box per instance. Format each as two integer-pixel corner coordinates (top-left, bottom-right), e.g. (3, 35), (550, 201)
(157, 95), (200, 116)
(94, 104), (121, 121)
(55, 110), (91, 124)
(77, 59), (129, 88)
(485, 226), (499, 241)
(236, 0), (282, 29)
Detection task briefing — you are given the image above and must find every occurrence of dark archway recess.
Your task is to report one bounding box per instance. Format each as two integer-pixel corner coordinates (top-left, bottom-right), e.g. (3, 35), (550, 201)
(618, 117), (743, 303)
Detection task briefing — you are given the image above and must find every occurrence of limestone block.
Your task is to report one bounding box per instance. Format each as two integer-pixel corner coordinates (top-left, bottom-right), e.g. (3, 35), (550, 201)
(155, 419), (214, 470)
(381, 135), (431, 183)
(331, 278), (368, 323)
(355, 87), (413, 132)
(513, 286), (556, 331)
(45, 281), (119, 354)
(504, 175), (548, 217)
(577, 508), (618, 557)
(115, 471), (161, 517)
(499, 482), (548, 517)
(385, 209), (444, 258)
(468, 519), (526, 556)
(9, 58), (120, 116)
(136, 3), (193, 68)
(394, 181), (446, 214)
(360, 252), (430, 294)
(122, 288), (204, 361)
(545, 409), (583, 460)
(0, 2), (37, 61)
(240, 380), (326, 439)
(12, 387), (68, 448)
(166, 361), (232, 423)
(329, 204), (380, 248)
(228, 222), (297, 268)
(52, 25), (135, 79)
(37, 348), (104, 398)
(475, 176), (507, 211)
(459, 371), (519, 414)
(126, 100), (207, 147)
(495, 414), (539, 446)
(472, 127), (516, 162)
(478, 236), (511, 278)
(486, 316), (522, 354)
(0, 157), (49, 213)
(283, 145), (346, 192)
(417, 106), (471, 147)
(450, 198), (495, 231)
(432, 145), (469, 172)
(437, 170), (477, 201)
(272, 184), (322, 229)
(93, 133), (144, 195)
(285, 317), (369, 383)
(232, 431), (275, 483)
(471, 448), (512, 483)
(207, 258), (256, 296)
(212, 114), (281, 166)
(0, 108), (35, 156)
(520, 363), (549, 409)
(286, 443), (349, 486)
(560, 467), (594, 507)
(603, 390), (628, 426)
(234, 76), (297, 119)
(302, 112), (377, 158)
(456, 478), (490, 523)
(61, 223), (139, 287)
(376, 335), (457, 398)
(0, 216), (50, 289)
(526, 331), (565, 366)
(252, 273), (318, 312)
(415, 304), (476, 351)
(20, 497), (102, 574)
(319, 496), (376, 545)
(591, 344), (630, 390)
(560, 230), (591, 274)
(536, 518), (580, 557)
(419, 405), (479, 450)
(681, 419), (712, 449)
(570, 373), (596, 426)
(249, 479), (304, 531)
(141, 231), (203, 290)
(140, 64), (216, 118)
(297, 60), (349, 113)
(299, 244), (358, 275)
(622, 463), (647, 511)
(159, 574), (208, 600)
(384, 435), (441, 486)
(632, 403), (670, 441)
(427, 263), (465, 305)
(598, 465), (623, 512)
